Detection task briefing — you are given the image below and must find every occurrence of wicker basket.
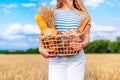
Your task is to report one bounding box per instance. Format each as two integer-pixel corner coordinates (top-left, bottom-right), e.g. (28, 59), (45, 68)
(40, 33), (83, 56)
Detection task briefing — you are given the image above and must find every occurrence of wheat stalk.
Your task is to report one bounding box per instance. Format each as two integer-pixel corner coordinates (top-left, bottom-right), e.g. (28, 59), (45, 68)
(38, 5), (55, 29)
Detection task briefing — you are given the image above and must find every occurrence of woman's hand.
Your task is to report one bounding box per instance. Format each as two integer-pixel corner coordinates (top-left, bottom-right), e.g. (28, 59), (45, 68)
(39, 40), (56, 58)
(40, 48), (57, 58)
(70, 39), (84, 51)
(71, 24), (91, 51)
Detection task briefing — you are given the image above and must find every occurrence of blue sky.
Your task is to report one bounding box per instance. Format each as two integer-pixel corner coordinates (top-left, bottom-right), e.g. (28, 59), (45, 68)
(0, 0), (120, 50)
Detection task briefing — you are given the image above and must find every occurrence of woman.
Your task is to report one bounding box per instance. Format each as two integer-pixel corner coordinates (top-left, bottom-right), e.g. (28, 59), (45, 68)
(39, 0), (91, 80)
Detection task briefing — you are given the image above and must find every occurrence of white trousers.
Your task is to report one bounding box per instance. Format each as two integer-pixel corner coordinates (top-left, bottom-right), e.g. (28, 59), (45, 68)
(48, 50), (86, 80)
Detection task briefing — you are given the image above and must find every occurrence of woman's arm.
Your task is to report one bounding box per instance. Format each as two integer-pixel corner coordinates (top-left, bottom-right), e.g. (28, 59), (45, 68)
(70, 24), (91, 51)
(39, 39), (56, 58)
(82, 24), (91, 48)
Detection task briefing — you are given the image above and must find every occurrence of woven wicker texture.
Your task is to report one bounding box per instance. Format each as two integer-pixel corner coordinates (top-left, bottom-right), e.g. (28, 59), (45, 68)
(40, 33), (82, 56)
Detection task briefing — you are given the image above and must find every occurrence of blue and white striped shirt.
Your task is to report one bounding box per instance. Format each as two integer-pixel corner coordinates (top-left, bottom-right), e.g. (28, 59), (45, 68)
(54, 9), (81, 32)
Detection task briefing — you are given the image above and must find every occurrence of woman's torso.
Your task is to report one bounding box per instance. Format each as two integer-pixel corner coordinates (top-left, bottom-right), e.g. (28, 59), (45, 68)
(49, 9), (86, 62)
(55, 9), (80, 33)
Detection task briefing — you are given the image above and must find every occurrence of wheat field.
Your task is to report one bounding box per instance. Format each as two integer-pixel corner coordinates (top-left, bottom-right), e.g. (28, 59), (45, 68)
(0, 54), (119, 80)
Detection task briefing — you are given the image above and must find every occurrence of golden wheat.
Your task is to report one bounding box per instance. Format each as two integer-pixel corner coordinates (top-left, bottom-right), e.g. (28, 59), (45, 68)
(38, 5), (55, 28)
(0, 54), (119, 80)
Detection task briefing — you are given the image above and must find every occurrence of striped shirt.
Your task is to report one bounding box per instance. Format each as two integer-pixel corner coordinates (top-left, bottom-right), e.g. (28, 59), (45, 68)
(54, 9), (81, 33)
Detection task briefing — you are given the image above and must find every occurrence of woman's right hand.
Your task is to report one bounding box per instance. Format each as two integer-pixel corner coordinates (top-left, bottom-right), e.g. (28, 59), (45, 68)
(39, 48), (57, 58)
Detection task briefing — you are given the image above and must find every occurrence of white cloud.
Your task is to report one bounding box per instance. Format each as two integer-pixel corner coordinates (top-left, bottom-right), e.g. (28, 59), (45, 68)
(0, 4), (18, 9)
(91, 22), (116, 32)
(11, 42), (28, 47)
(85, 0), (105, 8)
(0, 23), (39, 49)
(105, 1), (120, 7)
(2, 34), (26, 40)
(0, 23), (24, 40)
(90, 22), (120, 41)
(23, 24), (40, 34)
(50, 0), (57, 6)
(3, 9), (10, 14)
(0, 4), (18, 14)
(0, 23), (40, 40)
(5, 23), (22, 34)
(106, 1), (115, 7)
(0, 41), (29, 48)
(40, 3), (47, 6)
(21, 3), (36, 7)
(91, 31), (120, 41)
(1, 22), (119, 41)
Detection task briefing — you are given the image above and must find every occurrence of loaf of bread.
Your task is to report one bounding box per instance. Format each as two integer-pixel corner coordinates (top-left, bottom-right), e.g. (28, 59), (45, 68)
(78, 16), (90, 33)
(35, 14), (59, 36)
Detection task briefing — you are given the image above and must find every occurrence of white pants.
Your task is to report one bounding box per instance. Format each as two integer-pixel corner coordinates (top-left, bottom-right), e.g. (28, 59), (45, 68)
(48, 49), (86, 80)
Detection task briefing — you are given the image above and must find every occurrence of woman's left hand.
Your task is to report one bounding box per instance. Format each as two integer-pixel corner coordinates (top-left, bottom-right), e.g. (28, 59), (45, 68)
(70, 40), (84, 51)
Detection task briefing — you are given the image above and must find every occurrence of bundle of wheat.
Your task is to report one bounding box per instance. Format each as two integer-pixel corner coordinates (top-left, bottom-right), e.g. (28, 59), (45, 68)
(35, 5), (59, 36)
(38, 5), (55, 28)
